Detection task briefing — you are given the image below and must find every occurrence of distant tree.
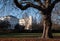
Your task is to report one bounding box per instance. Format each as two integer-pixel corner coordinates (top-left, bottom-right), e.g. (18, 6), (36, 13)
(0, 20), (11, 30)
(14, 24), (25, 32)
(14, 0), (60, 38)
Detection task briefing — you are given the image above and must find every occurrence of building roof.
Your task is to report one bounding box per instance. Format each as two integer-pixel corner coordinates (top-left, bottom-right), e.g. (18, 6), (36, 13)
(0, 15), (19, 20)
(6, 15), (18, 19)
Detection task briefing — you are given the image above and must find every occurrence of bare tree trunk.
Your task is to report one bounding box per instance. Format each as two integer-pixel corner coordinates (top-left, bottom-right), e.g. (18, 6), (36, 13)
(41, 13), (53, 38)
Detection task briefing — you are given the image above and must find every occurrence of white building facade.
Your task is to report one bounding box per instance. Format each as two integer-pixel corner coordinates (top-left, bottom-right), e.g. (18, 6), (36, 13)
(0, 15), (32, 30)
(19, 16), (32, 30)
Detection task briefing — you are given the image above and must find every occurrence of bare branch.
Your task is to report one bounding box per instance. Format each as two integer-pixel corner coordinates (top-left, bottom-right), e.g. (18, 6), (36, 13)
(51, 0), (60, 9)
(14, 0), (44, 11)
(44, 0), (51, 8)
(34, 0), (45, 9)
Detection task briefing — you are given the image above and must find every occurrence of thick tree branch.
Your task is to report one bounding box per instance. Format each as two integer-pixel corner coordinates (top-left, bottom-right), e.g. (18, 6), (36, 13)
(14, 0), (44, 11)
(51, 0), (60, 9)
(44, 0), (51, 8)
(34, 0), (45, 8)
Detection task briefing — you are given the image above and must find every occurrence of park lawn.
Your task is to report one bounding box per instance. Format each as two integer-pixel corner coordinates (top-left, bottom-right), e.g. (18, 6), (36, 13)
(0, 33), (60, 38)
(0, 33), (42, 38)
(53, 33), (60, 36)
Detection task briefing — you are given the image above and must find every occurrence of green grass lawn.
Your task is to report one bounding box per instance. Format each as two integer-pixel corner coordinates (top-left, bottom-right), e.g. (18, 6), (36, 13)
(0, 33), (60, 38)
(53, 33), (60, 36)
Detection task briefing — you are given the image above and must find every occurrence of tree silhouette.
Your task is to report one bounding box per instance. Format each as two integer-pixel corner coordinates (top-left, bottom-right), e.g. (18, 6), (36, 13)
(14, 24), (25, 32)
(14, 0), (60, 38)
(0, 20), (11, 30)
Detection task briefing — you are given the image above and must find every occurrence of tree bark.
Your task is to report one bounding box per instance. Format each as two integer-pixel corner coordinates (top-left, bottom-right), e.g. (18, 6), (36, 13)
(41, 12), (53, 38)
